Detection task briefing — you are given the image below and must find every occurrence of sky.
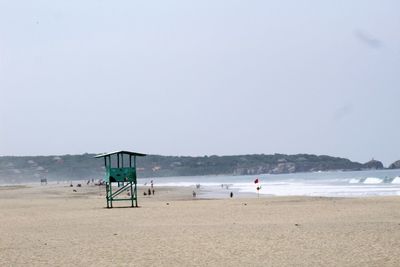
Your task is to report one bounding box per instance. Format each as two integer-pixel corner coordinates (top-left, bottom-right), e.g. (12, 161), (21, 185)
(0, 1), (399, 165)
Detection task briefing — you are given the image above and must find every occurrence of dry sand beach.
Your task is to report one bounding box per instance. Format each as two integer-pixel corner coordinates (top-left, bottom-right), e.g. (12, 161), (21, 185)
(1, 184), (400, 267)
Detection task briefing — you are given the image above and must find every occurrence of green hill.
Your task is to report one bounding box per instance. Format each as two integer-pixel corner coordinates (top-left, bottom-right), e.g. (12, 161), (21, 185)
(0, 153), (374, 184)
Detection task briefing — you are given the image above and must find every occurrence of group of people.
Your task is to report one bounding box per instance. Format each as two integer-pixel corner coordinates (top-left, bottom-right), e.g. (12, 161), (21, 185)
(144, 180), (155, 196)
(144, 188), (155, 196)
(142, 180), (235, 198)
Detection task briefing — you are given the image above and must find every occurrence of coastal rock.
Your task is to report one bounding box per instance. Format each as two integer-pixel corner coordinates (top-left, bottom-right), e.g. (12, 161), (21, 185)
(389, 160), (400, 169)
(363, 159), (384, 170)
(271, 163), (296, 174)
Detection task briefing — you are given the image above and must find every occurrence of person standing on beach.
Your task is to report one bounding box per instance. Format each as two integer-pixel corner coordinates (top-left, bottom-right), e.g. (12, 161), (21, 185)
(230, 192), (233, 198)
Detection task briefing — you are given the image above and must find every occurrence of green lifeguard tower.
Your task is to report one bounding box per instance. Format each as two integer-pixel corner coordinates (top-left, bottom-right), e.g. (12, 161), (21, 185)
(95, 151), (146, 208)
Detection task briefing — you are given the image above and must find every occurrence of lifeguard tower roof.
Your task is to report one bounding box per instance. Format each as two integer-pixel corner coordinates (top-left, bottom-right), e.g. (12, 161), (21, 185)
(94, 150), (146, 158)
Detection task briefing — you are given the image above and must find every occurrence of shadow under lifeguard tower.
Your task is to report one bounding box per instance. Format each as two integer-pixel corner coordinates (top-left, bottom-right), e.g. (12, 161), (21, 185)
(95, 151), (146, 208)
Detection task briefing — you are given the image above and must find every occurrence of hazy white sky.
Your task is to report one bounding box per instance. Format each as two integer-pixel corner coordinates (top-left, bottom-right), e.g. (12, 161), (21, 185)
(0, 1), (399, 165)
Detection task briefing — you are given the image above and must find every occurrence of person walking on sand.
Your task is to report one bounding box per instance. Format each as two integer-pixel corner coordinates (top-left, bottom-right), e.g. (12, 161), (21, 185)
(192, 191), (196, 198)
(230, 192), (233, 198)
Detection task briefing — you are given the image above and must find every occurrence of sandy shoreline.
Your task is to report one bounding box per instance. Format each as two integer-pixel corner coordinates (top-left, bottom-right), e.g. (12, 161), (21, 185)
(1, 184), (400, 266)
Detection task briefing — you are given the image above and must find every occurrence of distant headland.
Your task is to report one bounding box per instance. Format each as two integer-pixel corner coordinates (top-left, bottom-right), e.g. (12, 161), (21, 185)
(0, 153), (399, 184)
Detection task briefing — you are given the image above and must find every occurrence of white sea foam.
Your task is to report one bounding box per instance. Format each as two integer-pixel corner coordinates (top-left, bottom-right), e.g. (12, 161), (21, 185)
(363, 177), (383, 184)
(391, 177), (400, 184)
(136, 169), (400, 198)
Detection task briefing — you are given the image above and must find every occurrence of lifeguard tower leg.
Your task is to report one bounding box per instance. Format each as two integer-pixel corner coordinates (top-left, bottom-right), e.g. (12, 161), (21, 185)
(130, 182), (134, 207)
(109, 183), (113, 208)
(134, 181), (138, 207)
(106, 183), (110, 208)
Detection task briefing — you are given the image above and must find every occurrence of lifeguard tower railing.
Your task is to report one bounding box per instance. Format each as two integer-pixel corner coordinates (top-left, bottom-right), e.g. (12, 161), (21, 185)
(95, 151), (146, 208)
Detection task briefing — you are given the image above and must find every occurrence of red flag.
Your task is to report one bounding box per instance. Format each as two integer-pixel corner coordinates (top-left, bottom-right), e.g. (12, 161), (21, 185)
(254, 178), (259, 184)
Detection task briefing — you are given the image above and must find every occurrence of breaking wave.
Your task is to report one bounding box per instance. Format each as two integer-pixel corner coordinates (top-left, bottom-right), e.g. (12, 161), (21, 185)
(391, 177), (400, 184)
(363, 177), (383, 184)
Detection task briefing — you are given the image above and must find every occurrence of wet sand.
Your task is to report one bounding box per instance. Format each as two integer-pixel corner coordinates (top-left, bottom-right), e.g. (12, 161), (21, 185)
(1, 183), (400, 266)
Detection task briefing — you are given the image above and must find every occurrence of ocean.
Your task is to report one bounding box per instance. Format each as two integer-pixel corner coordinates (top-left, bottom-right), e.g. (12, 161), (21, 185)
(138, 169), (400, 198)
